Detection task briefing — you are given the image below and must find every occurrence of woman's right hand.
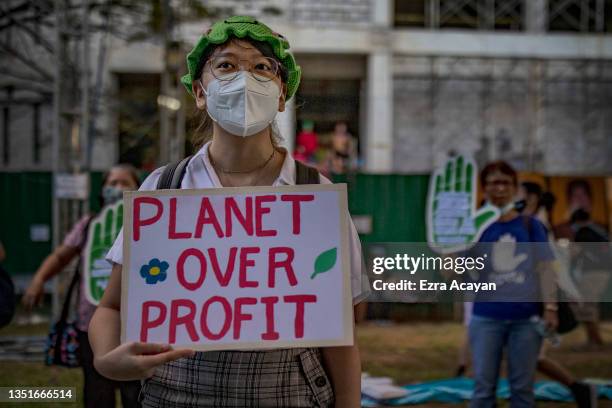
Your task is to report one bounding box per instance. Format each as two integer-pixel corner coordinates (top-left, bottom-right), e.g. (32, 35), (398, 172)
(22, 279), (45, 311)
(94, 342), (195, 381)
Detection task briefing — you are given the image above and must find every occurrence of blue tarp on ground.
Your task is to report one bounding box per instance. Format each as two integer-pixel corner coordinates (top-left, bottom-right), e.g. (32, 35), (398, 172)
(362, 378), (612, 406)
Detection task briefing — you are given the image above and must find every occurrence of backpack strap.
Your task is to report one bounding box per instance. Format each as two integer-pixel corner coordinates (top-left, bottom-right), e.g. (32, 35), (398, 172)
(156, 156), (193, 190)
(295, 160), (320, 185)
(60, 217), (93, 323)
(521, 215), (533, 241)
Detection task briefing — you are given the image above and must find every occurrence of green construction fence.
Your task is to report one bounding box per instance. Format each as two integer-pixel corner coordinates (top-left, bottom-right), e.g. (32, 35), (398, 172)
(0, 171), (429, 276)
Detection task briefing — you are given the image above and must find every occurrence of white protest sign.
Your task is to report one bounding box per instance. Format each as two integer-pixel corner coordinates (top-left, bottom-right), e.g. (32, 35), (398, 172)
(122, 184), (353, 351)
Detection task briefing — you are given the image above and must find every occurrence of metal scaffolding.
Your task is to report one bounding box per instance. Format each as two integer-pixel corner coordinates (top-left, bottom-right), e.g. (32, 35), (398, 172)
(549, 0), (605, 32)
(428, 0), (524, 30)
(396, 0), (608, 32)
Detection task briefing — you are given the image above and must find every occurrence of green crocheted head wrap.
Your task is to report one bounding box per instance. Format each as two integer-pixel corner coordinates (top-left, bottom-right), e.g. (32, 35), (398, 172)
(181, 15), (301, 100)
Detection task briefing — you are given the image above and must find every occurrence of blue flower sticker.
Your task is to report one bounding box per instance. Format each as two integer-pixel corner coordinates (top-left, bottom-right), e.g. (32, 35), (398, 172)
(140, 258), (169, 285)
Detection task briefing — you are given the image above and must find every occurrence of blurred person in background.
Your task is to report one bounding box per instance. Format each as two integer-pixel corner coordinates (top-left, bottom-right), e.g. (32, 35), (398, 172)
(552, 179), (608, 350)
(456, 182), (548, 379)
(570, 208), (609, 350)
(22, 164), (141, 408)
(553, 179), (595, 241)
(322, 121), (357, 174)
(469, 161), (558, 408)
(539, 192), (557, 230)
(519, 182), (598, 408)
(519, 182), (551, 230)
(294, 119), (318, 164)
(456, 182), (595, 407)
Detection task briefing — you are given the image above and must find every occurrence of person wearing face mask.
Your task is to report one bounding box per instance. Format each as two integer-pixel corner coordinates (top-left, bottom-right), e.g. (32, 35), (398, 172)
(468, 161), (560, 408)
(89, 16), (369, 408)
(23, 164), (141, 408)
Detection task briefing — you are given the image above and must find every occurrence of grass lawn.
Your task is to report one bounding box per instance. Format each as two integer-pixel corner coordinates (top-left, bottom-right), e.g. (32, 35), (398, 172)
(1, 318), (611, 407)
(358, 321), (612, 407)
(0, 319), (84, 408)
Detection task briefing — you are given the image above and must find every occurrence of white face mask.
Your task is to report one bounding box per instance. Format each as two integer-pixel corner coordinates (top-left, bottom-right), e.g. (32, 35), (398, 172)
(200, 71), (282, 137)
(102, 186), (124, 206)
(486, 200), (516, 215)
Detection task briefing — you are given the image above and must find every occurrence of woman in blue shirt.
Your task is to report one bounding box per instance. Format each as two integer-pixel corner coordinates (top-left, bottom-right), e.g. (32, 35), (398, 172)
(469, 161), (558, 408)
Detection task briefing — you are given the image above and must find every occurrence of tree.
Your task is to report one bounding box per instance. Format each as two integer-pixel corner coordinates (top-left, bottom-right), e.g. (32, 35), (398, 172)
(0, 0), (215, 170)
(0, 0), (218, 318)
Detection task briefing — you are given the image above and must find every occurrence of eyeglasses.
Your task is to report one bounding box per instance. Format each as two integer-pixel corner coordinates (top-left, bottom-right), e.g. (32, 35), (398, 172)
(206, 55), (282, 82)
(485, 180), (514, 187)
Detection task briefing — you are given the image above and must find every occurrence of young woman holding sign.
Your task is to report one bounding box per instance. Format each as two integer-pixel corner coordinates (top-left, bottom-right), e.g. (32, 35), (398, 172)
(89, 16), (369, 407)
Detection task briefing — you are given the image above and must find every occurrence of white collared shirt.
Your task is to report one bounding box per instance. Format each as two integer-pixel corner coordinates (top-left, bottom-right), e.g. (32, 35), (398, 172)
(106, 142), (369, 304)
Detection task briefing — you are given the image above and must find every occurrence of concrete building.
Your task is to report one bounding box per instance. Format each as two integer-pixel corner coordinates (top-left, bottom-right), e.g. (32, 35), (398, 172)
(2, 0), (612, 175)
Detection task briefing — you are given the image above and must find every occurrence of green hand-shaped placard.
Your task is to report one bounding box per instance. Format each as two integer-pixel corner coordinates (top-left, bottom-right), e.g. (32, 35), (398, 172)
(83, 201), (123, 304)
(426, 155), (499, 254)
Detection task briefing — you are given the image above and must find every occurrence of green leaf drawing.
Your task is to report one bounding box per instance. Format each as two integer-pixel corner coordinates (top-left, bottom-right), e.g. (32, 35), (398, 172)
(311, 247), (337, 279)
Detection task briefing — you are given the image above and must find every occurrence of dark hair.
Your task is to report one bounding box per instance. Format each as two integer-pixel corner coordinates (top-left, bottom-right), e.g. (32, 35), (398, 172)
(98, 164), (141, 208)
(570, 208), (590, 223)
(101, 164), (140, 188)
(521, 181), (542, 198)
(191, 37), (288, 151)
(480, 160), (518, 187)
(566, 179), (592, 200)
(540, 191), (556, 213)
